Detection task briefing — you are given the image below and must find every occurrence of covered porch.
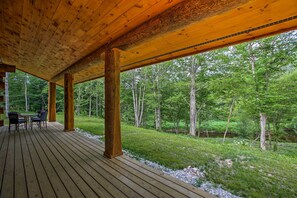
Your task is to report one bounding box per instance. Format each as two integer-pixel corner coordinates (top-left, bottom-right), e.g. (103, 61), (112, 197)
(0, 122), (211, 198)
(0, 0), (296, 197)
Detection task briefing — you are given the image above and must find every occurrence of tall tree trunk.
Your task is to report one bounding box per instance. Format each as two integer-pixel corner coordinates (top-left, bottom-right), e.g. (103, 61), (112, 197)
(155, 107), (161, 131)
(96, 94), (99, 117)
(267, 121), (272, 149)
(260, 112), (267, 150)
(189, 57), (197, 136)
(139, 86), (145, 126)
(24, 74), (29, 112)
(5, 73), (9, 117)
(153, 65), (162, 131)
(132, 85), (139, 127)
(223, 98), (235, 143)
(75, 85), (82, 115)
(131, 70), (146, 127)
(88, 95), (92, 117)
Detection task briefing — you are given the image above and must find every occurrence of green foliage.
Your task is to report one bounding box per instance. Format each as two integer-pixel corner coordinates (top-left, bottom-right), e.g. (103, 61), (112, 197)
(200, 120), (238, 133)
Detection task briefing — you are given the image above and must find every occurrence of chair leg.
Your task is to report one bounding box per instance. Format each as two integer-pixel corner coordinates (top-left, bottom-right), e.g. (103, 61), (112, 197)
(9, 124), (10, 132)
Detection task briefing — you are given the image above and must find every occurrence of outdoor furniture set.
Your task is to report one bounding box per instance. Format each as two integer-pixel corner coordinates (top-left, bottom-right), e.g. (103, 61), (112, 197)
(8, 110), (47, 132)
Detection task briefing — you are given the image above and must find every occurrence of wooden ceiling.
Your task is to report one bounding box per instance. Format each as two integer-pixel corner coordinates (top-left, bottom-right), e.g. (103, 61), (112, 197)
(0, 0), (296, 86)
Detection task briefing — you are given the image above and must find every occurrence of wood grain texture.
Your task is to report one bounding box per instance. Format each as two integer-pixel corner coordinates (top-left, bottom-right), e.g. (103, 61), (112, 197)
(104, 49), (123, 158)
(112, 0), (248, 50)
(64, 73), (74, 132)
(0, 123), (213, 197)
(0, 0), (296, 86)
(0, 64), (15, 72)
(48, 82), (56, 122)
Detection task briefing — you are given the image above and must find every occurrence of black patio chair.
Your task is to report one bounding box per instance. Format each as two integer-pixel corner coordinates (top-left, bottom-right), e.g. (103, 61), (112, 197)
(31, 110), (48, 129)
(8, 112), (27, 132)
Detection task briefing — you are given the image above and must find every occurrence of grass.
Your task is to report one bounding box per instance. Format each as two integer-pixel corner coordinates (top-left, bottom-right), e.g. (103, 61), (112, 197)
(56, 114), (297, 197)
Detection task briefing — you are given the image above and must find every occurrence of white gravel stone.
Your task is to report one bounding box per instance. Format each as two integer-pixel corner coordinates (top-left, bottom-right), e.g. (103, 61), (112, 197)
(75, 128), (241, 198)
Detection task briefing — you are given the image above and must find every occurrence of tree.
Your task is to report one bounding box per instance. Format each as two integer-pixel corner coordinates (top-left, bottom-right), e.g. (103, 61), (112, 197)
(122, 68), (148, 127)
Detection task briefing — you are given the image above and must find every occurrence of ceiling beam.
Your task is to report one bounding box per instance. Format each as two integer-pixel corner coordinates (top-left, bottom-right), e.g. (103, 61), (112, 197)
(50, 0), (248, 82)
(0, 64), (16, 72)
(50, 47), (106, 82)
(111, 0), (248, 50)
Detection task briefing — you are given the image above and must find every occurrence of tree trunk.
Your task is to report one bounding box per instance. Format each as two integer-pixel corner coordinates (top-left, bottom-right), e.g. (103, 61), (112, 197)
(155, 107), (161, 131)
(5, 73), (9, 117)
(96, 94), (99, 117)
(132, 86), (139, 127)
(223, 98), (235, 143)
(24, 74), (29, 112)
(88, 95), (92, 117)
(139, 86), (145, 126)
(267, 121), (272, 149)
(189, 57), (197, 136)
(75, 85), (82, 115)
(153, 65), (162, 131)
(131, 70), (146, 127)
(260, 112), (267, 150)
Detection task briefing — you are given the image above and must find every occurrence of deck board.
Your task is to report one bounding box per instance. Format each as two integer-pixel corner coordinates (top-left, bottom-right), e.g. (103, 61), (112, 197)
(0, 122), (213, 198)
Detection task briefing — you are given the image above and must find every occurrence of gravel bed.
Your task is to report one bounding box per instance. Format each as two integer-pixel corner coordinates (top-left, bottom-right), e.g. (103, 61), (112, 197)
(75, 128), (241, 198)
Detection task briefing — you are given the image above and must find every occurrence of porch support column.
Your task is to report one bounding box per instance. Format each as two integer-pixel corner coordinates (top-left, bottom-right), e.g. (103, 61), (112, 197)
(104, 48), (123, 158)
(0, 73), (4, 127)
(64, 73), (74, 132)
(48, 82), (56, 122)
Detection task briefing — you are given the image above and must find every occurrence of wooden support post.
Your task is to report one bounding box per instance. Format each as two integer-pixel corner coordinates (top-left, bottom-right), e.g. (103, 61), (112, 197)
(64, 73), (74, 131)
(0, 73), (4, 127)
(0, 64), (16, 72)
(104, 48), (123, 158)
(48, 82), (56, 122)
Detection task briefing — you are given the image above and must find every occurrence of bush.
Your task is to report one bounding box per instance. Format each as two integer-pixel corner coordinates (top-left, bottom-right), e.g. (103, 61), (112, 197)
(200, 120), (238, 133)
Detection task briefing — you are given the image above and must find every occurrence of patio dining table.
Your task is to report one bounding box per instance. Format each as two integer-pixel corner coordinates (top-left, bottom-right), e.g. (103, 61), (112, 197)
(20, 114), (38, 129)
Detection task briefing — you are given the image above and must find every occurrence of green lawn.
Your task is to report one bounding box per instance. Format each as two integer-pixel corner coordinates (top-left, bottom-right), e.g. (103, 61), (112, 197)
(57, 114), (297, 197)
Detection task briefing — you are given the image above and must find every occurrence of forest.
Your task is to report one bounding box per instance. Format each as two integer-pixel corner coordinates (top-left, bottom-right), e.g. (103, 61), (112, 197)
(6, 31), (297, 146)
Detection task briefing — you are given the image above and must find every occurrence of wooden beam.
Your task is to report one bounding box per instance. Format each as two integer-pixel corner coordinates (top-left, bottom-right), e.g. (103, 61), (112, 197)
(104, 48), (123, 159)
(50, 47), (106, 82)
(0, 107), (3, 114)
(48, 82), (56, 122)
(112, 0), (248, 50)
(0, 96), (3, 102)
(0, 64), (16, 72)
(64, 73), (74, 132)
(50, 0), (247, 83)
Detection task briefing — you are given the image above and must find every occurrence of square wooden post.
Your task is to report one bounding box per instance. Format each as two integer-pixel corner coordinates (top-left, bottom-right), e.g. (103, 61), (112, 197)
(104, 48), (123, 158)
(0, 73), (4, 127)
(64, 73), (74, 132)
(48, 82), (56, 122)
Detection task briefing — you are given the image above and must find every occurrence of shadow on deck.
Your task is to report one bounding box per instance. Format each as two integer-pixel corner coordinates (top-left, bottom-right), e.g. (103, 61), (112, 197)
(0, 122), (213, 198)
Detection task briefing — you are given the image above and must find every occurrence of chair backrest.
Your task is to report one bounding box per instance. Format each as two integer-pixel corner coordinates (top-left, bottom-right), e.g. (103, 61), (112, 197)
(40, 111), (48, 121)
(37, 110), (41, 118)
(8, 112), (19, 124)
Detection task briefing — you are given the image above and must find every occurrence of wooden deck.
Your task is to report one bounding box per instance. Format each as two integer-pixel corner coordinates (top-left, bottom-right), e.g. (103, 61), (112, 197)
(0, 122), (212, 198)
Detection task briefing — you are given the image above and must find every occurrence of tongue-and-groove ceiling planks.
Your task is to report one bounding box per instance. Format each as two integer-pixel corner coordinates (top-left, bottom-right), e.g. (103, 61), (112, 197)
(0, 0), (296, 86)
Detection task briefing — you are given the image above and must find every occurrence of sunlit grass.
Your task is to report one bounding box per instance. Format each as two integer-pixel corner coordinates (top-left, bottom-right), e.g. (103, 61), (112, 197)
(57, 114), (297, 197)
